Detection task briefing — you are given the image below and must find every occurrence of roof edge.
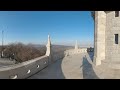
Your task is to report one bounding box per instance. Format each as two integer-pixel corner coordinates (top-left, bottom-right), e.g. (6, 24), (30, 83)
(91, 11), (113, 20)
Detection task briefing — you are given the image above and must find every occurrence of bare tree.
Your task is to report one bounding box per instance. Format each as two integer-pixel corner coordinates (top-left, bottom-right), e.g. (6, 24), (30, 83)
(2, 42), (46, 63)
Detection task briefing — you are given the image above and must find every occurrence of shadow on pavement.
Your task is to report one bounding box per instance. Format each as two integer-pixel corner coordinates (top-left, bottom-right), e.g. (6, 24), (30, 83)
(82, 56), (99, 79)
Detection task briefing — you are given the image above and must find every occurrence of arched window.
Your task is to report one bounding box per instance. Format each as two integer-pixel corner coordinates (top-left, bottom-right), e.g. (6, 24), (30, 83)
(115, 11), (119, 17)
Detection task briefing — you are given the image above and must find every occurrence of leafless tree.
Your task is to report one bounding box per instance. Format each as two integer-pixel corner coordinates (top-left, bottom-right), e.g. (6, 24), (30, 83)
(2, 42), (46, 63)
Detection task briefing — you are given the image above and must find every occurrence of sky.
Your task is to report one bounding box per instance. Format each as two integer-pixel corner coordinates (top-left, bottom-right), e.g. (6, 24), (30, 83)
(0, 11), (94, 47)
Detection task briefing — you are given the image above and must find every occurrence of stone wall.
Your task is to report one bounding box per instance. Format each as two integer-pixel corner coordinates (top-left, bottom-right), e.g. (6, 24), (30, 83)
(105, 11), (120, 64)
(52, 51), (65, 62)
(64, 48), (87, 56)
(0, 55), (49, 79)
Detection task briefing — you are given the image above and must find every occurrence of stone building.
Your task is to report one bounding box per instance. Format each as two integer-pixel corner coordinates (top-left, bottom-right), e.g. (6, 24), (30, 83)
(92, 11), (120, 66)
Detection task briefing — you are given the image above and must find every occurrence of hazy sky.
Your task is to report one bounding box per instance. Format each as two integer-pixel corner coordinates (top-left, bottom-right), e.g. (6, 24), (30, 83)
(0, 11), (94, 47)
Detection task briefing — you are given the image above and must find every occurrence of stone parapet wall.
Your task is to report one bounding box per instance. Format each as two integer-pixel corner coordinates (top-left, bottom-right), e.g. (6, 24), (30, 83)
(64, 48), (87, 56)
(52, 51), (65, 61)
(0, 55), (49, 79)
(0, 51), (67, 79)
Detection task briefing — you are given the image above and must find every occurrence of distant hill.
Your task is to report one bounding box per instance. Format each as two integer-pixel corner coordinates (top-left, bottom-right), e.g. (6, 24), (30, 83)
(52, 45), (74, 53)
(29, 44), (74, 53)
(0, 44), (74, 54)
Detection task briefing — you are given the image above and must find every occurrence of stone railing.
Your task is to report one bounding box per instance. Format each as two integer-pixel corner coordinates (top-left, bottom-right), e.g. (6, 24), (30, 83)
(64, 48), (87, 56)
(0, 55), (49, 79)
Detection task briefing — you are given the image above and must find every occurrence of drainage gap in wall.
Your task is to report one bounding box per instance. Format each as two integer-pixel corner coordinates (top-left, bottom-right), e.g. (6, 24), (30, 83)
(10, 75), (18, 79)
(27, 70), (31, 74)
(37, 65), (40, 68)
(44, 62), (46, 64)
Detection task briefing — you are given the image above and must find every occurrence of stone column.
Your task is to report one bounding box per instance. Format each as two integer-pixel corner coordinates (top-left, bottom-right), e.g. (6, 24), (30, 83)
(1, 51), (4, 58)
(93, 11), (106, 66)
(75, 40), (78, 50)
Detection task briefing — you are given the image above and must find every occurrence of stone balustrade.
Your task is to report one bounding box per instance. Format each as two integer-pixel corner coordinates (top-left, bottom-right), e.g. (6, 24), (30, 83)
(64, 48), (87, 56)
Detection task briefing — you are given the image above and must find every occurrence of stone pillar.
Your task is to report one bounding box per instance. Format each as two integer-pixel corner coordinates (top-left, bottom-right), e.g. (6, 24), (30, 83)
(74, 40), (79, 54)
(1, 51), (4, 58)
(93, 11), (106, 66)
(45, 35), (52, 63)
(75, 40), (78, 50)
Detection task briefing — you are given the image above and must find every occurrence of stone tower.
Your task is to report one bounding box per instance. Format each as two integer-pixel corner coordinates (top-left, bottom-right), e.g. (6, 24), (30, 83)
(92, 11), (120, 67)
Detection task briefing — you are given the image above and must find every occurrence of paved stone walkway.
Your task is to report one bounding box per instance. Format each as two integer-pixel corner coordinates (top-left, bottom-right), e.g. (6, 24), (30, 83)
(93, 61), (120, 79)
(28, 53), (99, 79)
(28, 52), (120, 79)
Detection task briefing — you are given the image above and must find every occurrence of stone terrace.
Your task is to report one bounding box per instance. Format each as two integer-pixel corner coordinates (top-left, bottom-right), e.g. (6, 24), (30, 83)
(28, 52), (120, 79)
